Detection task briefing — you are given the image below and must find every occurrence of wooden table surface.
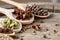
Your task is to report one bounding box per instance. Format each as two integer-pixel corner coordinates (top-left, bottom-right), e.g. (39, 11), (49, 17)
(0, 1), (60, 40)
(10, 13), (60, 40)
(0, 13), (60, 40)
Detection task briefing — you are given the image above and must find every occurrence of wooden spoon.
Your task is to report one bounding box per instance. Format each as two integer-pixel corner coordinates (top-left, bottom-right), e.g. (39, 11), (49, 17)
(0, 7), (20, 22)
(0, 7), (22, 32)
(0, 7), (34, 24)
(0, 0), (27, 11)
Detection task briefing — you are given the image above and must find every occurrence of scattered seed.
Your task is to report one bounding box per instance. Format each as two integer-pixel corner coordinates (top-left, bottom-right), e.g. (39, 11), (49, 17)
(33, 31), (37, 35)
(43, 35), (47, 38)
(40, 21), (44, 23)
(45, 29), (49, 31)
(32, 25), (41, 31)
(33, 31), (36, 33)
(55, 24), (60, 26)
(21, 38), (23, 40)
(54, 30), (58, 33)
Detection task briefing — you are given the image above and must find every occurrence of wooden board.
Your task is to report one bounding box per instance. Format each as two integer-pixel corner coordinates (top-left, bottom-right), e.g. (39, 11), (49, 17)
(0, 13), (60, 40)
(16, 13), (60, 40)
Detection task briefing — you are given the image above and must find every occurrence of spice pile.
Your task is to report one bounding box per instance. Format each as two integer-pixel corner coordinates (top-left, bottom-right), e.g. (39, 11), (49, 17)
(2, 18), (20, 29)
(13, 7), (33, 20)
(26, 4), (48, 16)
(13, 4), (48, 20)
(0, 28), (13, 34)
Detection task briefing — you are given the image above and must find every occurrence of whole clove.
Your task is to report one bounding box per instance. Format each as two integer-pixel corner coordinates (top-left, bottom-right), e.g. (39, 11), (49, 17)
(12, 7), (33, 20)
(32, 25), (41, 31)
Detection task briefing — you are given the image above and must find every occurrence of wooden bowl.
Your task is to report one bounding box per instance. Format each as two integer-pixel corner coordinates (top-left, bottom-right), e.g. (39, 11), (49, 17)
(20, 14), (34, 24)
(1, 18), (22, 32)
(0, 33), (13, 40)
(34, 12), (50, 18)
(5, 32), (15, 36)
(9, 9), (34, 24)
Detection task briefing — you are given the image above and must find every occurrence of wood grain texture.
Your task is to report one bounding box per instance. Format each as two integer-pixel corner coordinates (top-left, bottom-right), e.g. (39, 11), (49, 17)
(12, 0), (51, 3)
(17, 13), (60, 40)
(0, 13), (60, 40)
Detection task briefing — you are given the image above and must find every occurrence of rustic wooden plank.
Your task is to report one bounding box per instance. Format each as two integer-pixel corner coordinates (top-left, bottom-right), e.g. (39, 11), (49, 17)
(0, 11), (60, 40)
(0, 2), (53, 12)
(15, 13), (60, 40)
(34, 13), (60, 23)
(54, 5), (60, 10)
(0, 12), (60, 40)
(11, 23), (60, 40)
(15, 23), (60, 40)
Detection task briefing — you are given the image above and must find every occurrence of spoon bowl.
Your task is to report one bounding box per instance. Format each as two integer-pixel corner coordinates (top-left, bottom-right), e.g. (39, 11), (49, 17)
(0, 7), (22, 32)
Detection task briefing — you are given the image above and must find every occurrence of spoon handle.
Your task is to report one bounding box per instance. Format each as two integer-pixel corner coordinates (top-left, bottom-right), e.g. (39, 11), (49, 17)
(0, 7), (20, 22)
(1, 0), (27, 10)
(0, 7), (9, 14)
(0, 7), (14, 19)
